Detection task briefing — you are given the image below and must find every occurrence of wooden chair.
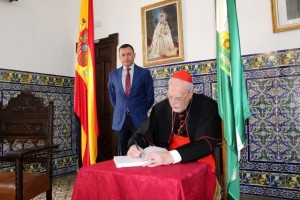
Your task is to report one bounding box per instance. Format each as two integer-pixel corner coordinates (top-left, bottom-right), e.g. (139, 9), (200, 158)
(0, 90), (58, 200)
(213, 141), (224, 198)
(213, 121), (227, 200)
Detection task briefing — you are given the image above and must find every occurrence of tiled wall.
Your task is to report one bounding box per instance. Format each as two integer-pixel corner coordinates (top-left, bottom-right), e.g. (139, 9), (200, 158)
(0, 48), (299, 199)
(0, 70), (77, 176)
(148, 48), (300, 199)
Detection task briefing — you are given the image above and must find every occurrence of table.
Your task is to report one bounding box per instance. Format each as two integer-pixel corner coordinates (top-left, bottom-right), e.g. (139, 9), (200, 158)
(71, 160), (217, 200)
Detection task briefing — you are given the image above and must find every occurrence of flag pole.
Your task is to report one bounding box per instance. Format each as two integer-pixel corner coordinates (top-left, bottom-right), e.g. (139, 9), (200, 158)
(221, 120), (227, 200)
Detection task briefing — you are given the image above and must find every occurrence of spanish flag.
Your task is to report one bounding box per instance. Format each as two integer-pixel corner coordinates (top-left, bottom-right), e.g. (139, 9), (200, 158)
(74, 0), (98, 166)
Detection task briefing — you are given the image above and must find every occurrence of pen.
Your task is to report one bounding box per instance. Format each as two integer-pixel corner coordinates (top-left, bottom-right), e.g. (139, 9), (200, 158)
(135, 141), (141, 158)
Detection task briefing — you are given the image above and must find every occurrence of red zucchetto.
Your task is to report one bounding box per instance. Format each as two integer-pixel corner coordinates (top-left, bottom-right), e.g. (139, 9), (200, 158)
(171, 70), (192, 83)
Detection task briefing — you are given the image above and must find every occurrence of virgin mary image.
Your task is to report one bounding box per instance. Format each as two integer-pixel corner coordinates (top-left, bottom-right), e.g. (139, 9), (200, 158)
(147, 10), (178, 60)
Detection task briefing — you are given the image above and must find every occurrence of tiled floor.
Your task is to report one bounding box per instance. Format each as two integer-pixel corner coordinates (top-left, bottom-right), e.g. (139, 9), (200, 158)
(33, 173), (76, 200)
(33, 173), (282, 200)
(240, 194), (281, 200)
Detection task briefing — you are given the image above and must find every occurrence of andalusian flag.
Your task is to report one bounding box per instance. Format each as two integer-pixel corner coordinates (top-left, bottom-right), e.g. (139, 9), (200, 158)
(74, 0), (98, 166)
(216, 0), (251, 199)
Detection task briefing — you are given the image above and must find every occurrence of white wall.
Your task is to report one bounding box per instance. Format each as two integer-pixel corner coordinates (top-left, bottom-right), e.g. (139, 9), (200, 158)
(95, 0), (300, 67)
(0, 0), (79, 77)
(0, 0), (299, 77)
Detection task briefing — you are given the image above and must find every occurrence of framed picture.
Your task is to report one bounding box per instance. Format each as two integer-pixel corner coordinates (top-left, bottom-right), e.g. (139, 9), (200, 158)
(271, 0), (300, 32)
(141, 0), (184, 66)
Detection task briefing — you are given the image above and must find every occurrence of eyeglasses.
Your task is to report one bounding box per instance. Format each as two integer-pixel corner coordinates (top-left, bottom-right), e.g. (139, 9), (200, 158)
(167, 90), (191, 102)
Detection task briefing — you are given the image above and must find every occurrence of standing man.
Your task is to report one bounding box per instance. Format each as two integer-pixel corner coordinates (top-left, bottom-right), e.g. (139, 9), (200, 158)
(108, 44), (154, 155)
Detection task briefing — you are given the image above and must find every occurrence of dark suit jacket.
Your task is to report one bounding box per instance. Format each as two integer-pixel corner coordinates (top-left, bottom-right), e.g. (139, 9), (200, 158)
(108, 64), (154, 131)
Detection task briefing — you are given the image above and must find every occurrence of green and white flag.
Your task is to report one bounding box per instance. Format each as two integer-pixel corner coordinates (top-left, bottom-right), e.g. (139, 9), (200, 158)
(216, 0), (251, 199)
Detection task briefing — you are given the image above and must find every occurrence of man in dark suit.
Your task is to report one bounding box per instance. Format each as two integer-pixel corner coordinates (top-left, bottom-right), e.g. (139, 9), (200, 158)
(108, 44), (154, 155)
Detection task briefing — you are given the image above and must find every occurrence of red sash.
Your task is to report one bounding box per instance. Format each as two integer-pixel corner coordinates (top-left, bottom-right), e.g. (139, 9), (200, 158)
(169, 135), (216, 173)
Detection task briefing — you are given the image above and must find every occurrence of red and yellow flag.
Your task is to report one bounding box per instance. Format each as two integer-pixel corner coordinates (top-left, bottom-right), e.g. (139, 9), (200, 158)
(74, 0), (98, 166)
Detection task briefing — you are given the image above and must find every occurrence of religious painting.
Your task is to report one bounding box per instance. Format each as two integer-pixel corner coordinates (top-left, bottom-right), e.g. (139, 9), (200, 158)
(271, 0), (300, 32)
(141, 0), (184, 67)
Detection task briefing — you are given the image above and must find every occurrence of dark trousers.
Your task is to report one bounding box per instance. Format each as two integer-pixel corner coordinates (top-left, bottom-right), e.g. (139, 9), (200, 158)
(116, 114), (137, 156)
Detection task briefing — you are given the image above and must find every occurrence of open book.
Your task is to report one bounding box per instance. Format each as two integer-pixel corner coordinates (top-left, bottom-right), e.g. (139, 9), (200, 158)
(113, 146), (167, 168)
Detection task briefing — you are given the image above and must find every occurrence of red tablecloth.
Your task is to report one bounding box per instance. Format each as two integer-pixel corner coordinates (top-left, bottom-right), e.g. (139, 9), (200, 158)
(72, 160), (216, 200)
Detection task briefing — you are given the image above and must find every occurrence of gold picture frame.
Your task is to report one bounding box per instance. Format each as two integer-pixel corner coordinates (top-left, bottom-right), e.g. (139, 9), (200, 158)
(271, 0), (300, 33)
(141, 0), (184, 66)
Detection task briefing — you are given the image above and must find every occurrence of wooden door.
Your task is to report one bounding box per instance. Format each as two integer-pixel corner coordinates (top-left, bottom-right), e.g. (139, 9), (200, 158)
(94, 33), (118, 161)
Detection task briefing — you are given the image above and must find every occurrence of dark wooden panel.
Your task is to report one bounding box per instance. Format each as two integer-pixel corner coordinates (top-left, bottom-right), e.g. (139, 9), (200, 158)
(94, 33), (118, 161)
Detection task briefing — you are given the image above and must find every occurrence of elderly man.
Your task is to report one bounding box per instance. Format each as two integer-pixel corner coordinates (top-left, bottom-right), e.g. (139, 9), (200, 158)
(127, 70), (222, 171)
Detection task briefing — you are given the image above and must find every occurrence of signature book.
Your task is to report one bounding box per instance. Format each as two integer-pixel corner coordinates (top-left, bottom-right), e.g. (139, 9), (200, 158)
(113, 156), (149, 168)
(113, 146), (167, 168)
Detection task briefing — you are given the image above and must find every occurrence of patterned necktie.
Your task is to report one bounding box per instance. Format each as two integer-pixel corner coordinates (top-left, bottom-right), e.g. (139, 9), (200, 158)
(125, 67), (131, 97)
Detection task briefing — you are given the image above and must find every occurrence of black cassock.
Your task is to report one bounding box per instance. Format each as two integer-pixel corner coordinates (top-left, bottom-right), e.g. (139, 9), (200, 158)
(128, 93), (222, 162)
